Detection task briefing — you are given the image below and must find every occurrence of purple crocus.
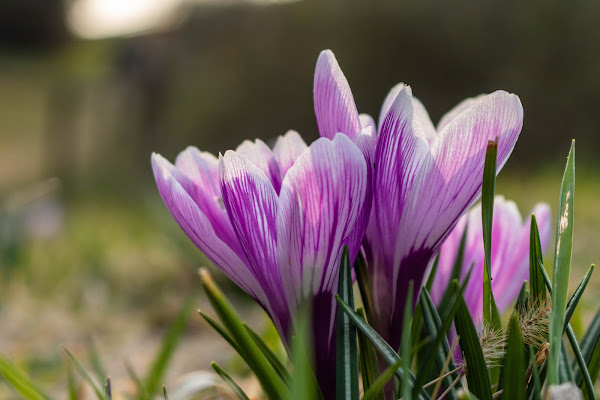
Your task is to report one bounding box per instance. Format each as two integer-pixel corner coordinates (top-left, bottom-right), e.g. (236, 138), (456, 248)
(314, 50), (524, 349)
(152, 130), (370, 398)
(431, 196), (552, 321)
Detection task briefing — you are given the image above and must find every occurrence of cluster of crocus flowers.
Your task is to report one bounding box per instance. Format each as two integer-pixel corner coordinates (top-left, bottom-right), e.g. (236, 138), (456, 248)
(153, 48), (526, 397)
(313, 50), (524, 350)
(430, 196), (552, 360)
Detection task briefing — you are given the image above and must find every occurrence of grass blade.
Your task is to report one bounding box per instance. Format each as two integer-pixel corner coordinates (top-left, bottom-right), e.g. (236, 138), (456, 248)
(529, 214), (547, 302)
(583, 337), (600, 399)
(564, 264), (595, 330)
(145, 296), (195, 397)
(0, 355), (51, 400)
(425, 253), (440, 292)
(401, 282), (414, 400)
(199, 268), (289, 399)
(244, 323), (290, 383)
(547, 139), (575, 386)
(290, 304), (323, 400)
(125, 360), (147, 399)
(527, 346), (542, 400)
(86, 338), (107, 385)
(67, 365), (78, 400)
(559, 342), (573, 383)
(354, 252), (374, 324)
(211, 362), (251, 400)
(199, 312), (242, 354)
(537, 258), (596, 398)
(578, 307), (600, 392)
(502, 313), (526, 400)
(481, 139), (501, 331)
(356, 308), (381, 400)
(453, 292), (492, 400)
(336, 247), (359, 400)
(361, 359), (402, 400)
(412, 283), (468, 400)
(63, 348), (109, 400)
(334, 295), (430, 399)
(514, 281), (529, 313)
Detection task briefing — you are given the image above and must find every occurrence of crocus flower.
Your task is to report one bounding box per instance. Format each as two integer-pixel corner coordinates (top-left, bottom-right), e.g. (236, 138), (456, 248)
(314, 50), (524, 350)
(430, 196), (552, 361)
(152, 130), (370, 398)
(431, 195), (552, 321)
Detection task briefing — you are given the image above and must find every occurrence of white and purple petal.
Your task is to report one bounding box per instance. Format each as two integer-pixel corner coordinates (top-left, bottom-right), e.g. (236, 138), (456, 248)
(219, 151), (290, 332)
(277, 133), (368, 306)
(313, 50), (361, 139)
(272, 130), (307, 178)
(152, 154), (269, 308)
(400, 90), (523, 256)
(235, 139), (283, 193)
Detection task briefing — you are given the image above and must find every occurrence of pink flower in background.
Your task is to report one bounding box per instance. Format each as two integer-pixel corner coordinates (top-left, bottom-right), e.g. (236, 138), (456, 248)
(152, 130), (370, 398)
(314, 50), (523, 349)
(431, 196), (552, 322)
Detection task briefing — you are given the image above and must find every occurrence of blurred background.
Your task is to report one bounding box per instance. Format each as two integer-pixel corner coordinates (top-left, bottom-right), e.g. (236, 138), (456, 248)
(0, 0), (599, 397)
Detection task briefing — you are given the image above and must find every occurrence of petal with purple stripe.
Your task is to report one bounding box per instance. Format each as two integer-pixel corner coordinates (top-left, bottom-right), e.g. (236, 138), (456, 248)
(436, 94), (485, 133)
(313, 50), (361, 139)
(277, 133), (367, 308)
(372, 86), (431, 279)
(235, 139), (283, 193)
(400, 90), (523, 255)
(220, 151), (289, 329)
(152, 154), (267, 306)
(272, 130), (307, 178)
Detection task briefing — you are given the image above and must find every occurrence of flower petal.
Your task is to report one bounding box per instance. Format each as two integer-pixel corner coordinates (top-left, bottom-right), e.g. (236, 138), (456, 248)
(220, 151), (290, 334)
(235, 139), (283, 193)
(152, 153), (267, 304)
(346, 126), (375, 260)
(313, 50), (361, 139)
(272, 130), (307, 177)
(162, 150), (247, 262)
(412, 97), (438, 144)
(367, 86), (434, 337)
(277, 133), (367, 307)
(378, 82), (406, 132)
(359, 113), (376, 132)
(401, 90), (523, 254)
(436, 94), (485, 133)
(372, 86), (431, 277)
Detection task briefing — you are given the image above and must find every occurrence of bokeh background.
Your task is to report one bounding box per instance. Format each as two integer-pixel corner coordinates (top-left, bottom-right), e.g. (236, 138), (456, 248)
(0, 0), (599, 397)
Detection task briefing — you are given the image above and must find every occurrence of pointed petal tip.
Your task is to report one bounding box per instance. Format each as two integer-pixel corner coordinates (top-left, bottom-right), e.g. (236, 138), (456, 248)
(317, 49), (336, 63)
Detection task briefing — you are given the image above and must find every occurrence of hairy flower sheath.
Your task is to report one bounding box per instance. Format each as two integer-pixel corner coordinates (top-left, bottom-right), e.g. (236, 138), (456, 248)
(152, 130), (369, 397)
(431, 196), (552, 318)
(314, 50), (523, 349)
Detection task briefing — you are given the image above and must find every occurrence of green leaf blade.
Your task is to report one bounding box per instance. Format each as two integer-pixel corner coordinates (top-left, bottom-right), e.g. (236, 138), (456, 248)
(548, 140), (575, 386)
(0, 355), (52, 400)
(199, 269), (290, 400)
(481, 139), (501, 331)
(356, 308), (382, 400)
(453, 292), (492, 400)
(212, 362), (251, 400)
(529, 214), (546, 302)
(400, 282), (414, 400)
(145, 296), (194, 396)
(336, 247), (359, 400)
(502, 313), (526, 400)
